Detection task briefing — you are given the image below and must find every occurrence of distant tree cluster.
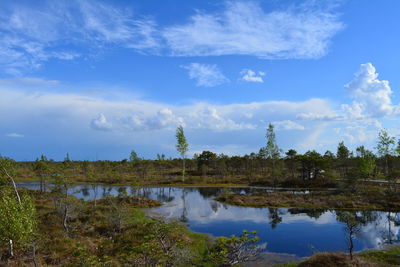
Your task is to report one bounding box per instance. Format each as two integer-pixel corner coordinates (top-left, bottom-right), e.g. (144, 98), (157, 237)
(6, 126), (400, 189)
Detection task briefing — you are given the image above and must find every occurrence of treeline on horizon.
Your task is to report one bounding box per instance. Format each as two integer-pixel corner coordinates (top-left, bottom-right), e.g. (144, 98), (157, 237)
(4, 124), (400, 187)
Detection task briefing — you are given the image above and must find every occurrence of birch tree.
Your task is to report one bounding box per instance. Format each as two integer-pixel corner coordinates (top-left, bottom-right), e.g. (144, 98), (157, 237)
(376, 129), (395, 176)
(0, 191), (36, 257)
(175, 125), (188, 182)
(0, 157), (36, 258)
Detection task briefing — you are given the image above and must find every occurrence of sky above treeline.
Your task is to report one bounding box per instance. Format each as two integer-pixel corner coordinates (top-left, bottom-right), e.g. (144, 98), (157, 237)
(0, 0), (399, 161)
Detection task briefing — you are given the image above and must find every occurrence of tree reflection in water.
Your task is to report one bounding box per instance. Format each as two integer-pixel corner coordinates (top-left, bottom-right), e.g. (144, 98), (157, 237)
(268, 208), (282, 229)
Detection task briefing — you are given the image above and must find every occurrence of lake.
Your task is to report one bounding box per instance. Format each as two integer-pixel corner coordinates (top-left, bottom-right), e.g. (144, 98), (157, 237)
(19, 182), (400, 258)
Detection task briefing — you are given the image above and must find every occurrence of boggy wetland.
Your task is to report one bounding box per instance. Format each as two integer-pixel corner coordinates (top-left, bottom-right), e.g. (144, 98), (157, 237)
(19, 182), (400, 259)
(2, 126), (400, 266)
(1, 1), (400, 265)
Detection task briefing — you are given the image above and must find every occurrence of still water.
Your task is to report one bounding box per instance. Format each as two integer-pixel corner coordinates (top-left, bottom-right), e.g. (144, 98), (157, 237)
(19, 182), (400, 257)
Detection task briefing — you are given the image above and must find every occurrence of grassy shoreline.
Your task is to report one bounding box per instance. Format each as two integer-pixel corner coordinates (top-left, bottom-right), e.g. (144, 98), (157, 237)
(4, 186), (399, 266)
(281, 246), (400, 266)
(16, 178), (342, 191)
(15, 177), (252, 187)
(215, 189), (400, 211)
(1, 190), (210, 266)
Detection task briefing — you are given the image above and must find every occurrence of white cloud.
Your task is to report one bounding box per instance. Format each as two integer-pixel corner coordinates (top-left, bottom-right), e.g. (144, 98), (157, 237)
(273, 120), (305, 130)
(76, 0), (160, 50)
(162, 1), (343, 59)
(0, 1), (344, 75)
(295, 61), (400, 149)
(337, 123), (382, 145)
(0, 0), (159, 74)
(296, 112), (343, 121)
(182, 63), (229, 87)
(123, 108), (183, 131)
(1, 78), (351, 160)
(5, 133), (24, 138)
(240, 69), (265, 83)
(185, 105), (254, 131)
(2, 61), (399, 159)
(0, 77), (60, 87)
(296, 123), (329, 151)
(0, 79), (333, 134)
(343, 63), (394, 118)
(341, 125), (368, 144)
(91, 113), (112, 131)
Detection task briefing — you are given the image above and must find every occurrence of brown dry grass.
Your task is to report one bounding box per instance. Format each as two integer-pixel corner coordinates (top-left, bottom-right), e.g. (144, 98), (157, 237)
(298, 252), (380, 267)
(216, 189), (400, 211)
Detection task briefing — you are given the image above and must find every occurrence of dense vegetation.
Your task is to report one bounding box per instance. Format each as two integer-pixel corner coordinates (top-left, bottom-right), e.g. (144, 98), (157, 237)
(8, 127), (400, 190)
(1, 125), (400, 266)
(0, 157), (265, 266)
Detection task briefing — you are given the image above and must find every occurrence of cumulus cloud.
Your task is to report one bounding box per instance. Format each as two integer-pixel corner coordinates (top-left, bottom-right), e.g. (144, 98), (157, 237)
(2, 62), (398, 160)
(124, 108), (183, 131)
(162, 1), (343, 58)
(298, 63), (398, 126)
(5, 133), (24, 138)
(343, 63), (394, 118)
(0, 79), (334, 134)
(240, 69), (265, 83)
(91, 113), (112, 131)
(182, 63), (229, 87)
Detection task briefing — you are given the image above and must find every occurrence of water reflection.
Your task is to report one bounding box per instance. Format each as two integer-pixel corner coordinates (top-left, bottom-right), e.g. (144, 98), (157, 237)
(18, 182), (400, 257)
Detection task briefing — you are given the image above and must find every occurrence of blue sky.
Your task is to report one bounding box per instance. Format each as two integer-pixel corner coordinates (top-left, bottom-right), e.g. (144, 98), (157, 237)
(0, 0), (400, 161)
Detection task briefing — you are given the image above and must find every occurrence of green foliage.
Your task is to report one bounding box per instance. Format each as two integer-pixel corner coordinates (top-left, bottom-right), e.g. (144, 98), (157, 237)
(356, 146), (376, 179)
(4, 190), (210, 266)
(129, 150), (141, 163)
(336, 141), (350, 180)
(156, 153), (166, 161)
(396, 139), (400, 156)
(377, 129), (396, 176)
(336, 141), (350, 159)
(197, 150), (217, 173)
(285, 149), (297, 159)
(263, 123), (281, 160)
(176, 125), (189, 181)
(0, 190), (36, 253)
(0, 156), (16, 186)
(376, 129), (395, 157)
(64, 153), (71, 162)
(299, 150), (327, 180)
(34, 158), (50, 174)
(336, 211), (362, 226)
(336, 211), (363, 259)
(208, 230), (262, 266)
(324, 150), (335, 159)
(8, 126), (400, 188)
(133, 220), (191, 266)
(175, 125), (188, 158)
(359, 245), (400, 266)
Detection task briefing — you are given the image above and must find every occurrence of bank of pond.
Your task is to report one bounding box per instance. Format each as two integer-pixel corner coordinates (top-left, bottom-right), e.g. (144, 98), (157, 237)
(4, 182), (400, 266)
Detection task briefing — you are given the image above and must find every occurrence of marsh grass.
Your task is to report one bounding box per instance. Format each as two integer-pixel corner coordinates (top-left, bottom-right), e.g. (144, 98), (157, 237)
(216, 188), (400, 211)
(0, 190), (209, 266)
